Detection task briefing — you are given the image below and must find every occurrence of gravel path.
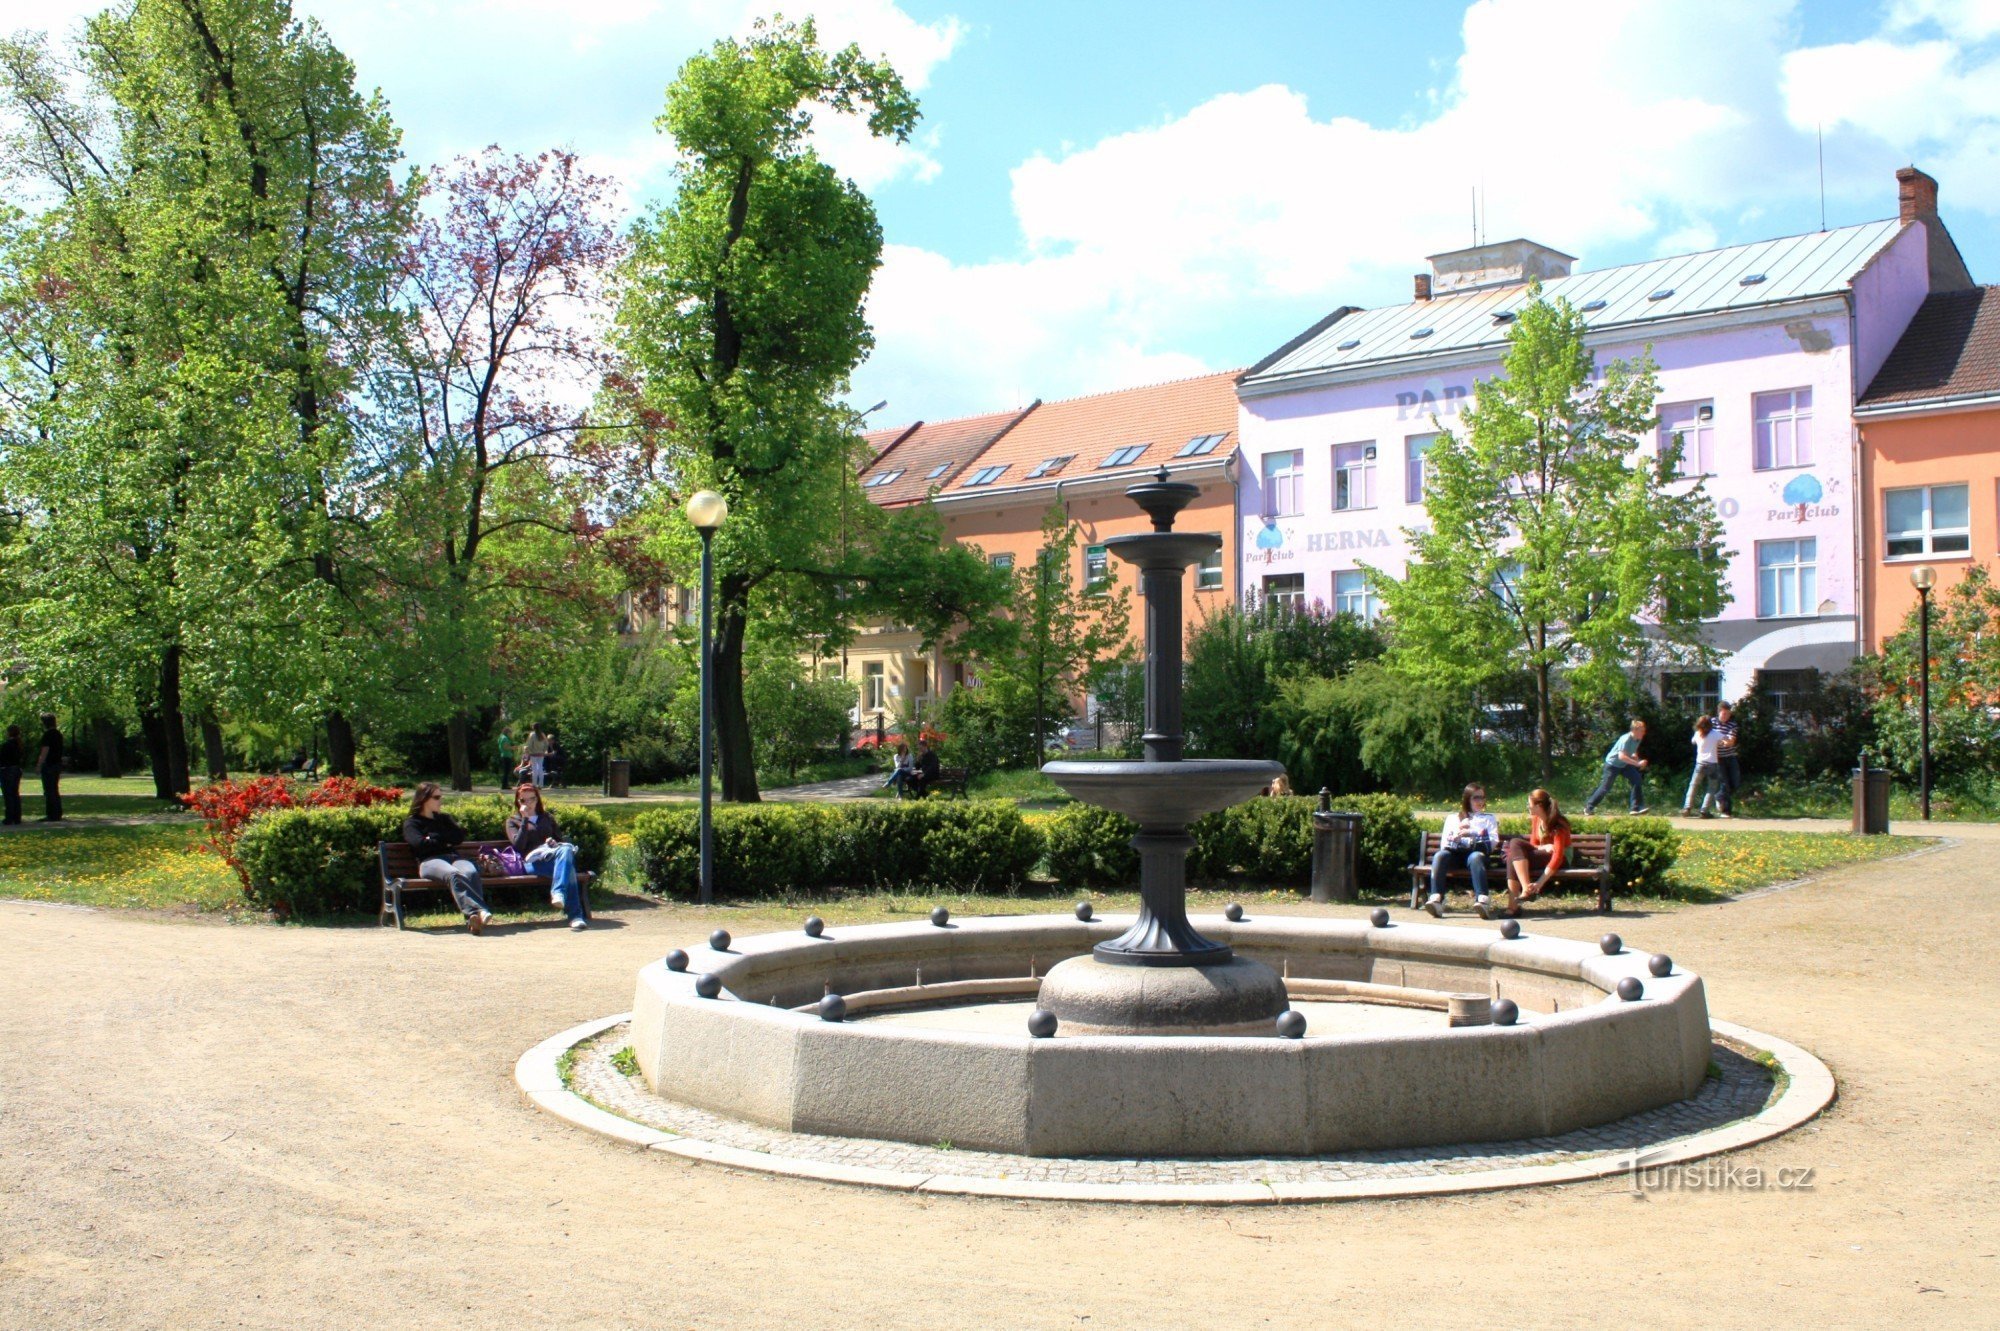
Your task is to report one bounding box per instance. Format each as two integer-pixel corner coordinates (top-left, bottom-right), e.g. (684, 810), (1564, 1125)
(1, 831), (1996, 1328)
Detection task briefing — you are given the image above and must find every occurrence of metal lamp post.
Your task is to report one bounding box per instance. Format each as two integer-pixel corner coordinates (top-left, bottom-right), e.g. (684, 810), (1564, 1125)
(1911, 563), (1936, 822)
(686, 490), (729, 903)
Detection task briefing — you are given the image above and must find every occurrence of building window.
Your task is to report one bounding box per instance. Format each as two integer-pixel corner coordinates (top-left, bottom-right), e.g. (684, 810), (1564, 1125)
(964, 464), (1008, 487)
(1084, 544), (1110, 595)
(1661, 671), (1722, 715)
(1492, 560), (1523, 605)
(1756, 668), (1819, 720)
(926, 463), (952, 480)
(1263, 573), (1305, 610)
(1658, 400), (1714, 476)
(1101, 443), (1149, 468)
(1179, 433), (1227, 457)
(1333, 570), (1379, 622)
(863, 662), (886, 712)
(1196, 547), (1223, 590)
(1885, 483), (1970, 558)
(989, 551), (1015, 570)
(1026, 454), (1073, 479)
(1333, 442), (1376, 511)
(1756, 538), (1817, 617)
(1263, 449), (1304, 518)
(1405, 433), (1436, 503)
(862, 469), (903, 488)
(1753, 388), (1812, 470)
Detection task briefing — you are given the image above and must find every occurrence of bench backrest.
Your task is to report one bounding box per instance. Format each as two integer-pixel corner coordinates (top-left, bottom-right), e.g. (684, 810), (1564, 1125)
(379, 838), (508, 882)
(1416, 830), (1610, 866)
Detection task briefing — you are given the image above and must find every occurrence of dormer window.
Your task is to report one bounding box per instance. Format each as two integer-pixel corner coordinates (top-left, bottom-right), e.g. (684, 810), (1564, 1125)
(1025, 454), (1074, 479)
(1101, 444), (1149, 468)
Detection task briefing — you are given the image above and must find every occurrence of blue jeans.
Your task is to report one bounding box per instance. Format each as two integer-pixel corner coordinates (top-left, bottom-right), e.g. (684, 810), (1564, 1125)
(1429, 846), (1490, 901)
(530, 843), (586, 921)
(1587, 762), (1644, 811)
(884, 768), (912, 792)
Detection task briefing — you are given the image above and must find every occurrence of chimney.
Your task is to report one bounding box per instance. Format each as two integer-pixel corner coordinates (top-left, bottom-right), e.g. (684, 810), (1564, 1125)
(1424, 239), (1576, 295)
(1414, 273), (1432, 302)
(1898, 166), (1939, 223)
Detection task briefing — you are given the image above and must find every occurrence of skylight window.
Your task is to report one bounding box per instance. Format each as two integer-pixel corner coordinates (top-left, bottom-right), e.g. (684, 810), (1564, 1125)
(1336, 338), (1361, 351)
(1492, 311), (1518, 324)
(1648, 288), (1675, 301)
(1025, 454), (1074, 479)
(1739, 273), (1767, 286)
(1410, 327), (1434, 339)
(862, 469), (903, 488)
(1100, 444), (1150, 468)
(964, 465), (1008, 487)
(926, 463), (951, 480)
(1177, 433), (1226, 457)
(1580, 299), (1607, 312)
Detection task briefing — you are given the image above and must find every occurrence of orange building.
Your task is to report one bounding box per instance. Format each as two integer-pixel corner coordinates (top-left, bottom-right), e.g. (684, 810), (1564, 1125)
(1856, 285), (2000, 649)
(841, 371), (1245, 730)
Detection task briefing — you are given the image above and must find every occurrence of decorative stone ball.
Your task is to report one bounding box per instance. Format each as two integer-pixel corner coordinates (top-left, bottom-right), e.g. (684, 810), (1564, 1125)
(1616, 976), (1644, 1001)
(1648, 953), (1673, 977)
(1074, 901), (1094, 921)
(664, 949), (689, 972)
(930, 906), (951, 927)
(694, 972), (722, 999)
(1027, 1008), (1058, 1039)
(709, 928), (732, 953)
(1499, 918), (1521, 940)
(1275, 1009), (1307, 1040)
(1599, 932), (1623, 955)
(1491, 999), (1520, 1026)
(817, 993), (846, 1023)
(1224, 902), (1245, 922)
(803, 916), (825, 938)
(1369, 908), (1391, 928)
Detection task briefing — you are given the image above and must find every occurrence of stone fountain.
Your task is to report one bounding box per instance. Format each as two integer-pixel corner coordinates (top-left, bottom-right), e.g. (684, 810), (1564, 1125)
(1034, 468), (1291, 1035)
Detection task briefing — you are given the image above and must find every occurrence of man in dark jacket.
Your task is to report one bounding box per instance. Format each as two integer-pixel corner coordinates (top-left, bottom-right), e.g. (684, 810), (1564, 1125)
(35, 714), (63, 822)
(909, 740), (943, 798)
(0, 724), (23, 825)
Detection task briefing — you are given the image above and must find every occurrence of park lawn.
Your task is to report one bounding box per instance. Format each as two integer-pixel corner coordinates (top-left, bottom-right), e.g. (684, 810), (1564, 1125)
(966, 768), (1072, 805)
(0, 822), (241, 912)
(1664, 829), (1927, 897)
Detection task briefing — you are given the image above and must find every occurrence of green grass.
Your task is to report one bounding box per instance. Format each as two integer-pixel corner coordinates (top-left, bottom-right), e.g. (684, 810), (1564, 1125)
(0, 822), (242, 912)
(965, 769), (1072, 805)
(1663, 829), (1926, 897)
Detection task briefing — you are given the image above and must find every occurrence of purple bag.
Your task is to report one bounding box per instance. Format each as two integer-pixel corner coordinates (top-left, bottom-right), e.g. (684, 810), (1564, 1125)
(495, 846), (528, 876)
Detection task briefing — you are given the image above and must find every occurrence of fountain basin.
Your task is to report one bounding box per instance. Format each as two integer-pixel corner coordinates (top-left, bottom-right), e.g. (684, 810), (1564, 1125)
(1040, 759), (1283, 827)
(629, 913), (1710, 1158)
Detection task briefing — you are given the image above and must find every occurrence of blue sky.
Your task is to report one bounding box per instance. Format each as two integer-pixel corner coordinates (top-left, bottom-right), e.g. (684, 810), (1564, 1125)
(20, 0), (2000, 422)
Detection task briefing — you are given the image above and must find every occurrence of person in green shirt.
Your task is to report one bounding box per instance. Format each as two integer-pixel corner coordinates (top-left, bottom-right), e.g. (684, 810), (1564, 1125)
(495, 730), (515, 789)
(1583, 718), (1650, 815)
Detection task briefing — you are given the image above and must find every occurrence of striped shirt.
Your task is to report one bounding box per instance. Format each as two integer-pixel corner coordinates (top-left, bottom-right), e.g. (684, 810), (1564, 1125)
(1713, 718), (1738, 753)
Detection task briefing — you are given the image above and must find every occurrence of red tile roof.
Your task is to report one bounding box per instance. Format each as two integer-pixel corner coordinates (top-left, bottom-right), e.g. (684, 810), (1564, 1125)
(944, 369), (1243, 496)
(1860, 286), (2000, 407)
(855, 406), (1036, 506)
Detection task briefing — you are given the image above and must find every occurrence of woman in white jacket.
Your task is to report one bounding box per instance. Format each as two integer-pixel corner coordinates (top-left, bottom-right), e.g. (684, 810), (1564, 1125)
(1424, 784), (1501, 919)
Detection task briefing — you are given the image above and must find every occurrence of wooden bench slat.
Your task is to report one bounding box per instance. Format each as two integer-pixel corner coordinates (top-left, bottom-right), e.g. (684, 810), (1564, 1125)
(1407, 829), (1613, 913)
(378, 839), (596, 929)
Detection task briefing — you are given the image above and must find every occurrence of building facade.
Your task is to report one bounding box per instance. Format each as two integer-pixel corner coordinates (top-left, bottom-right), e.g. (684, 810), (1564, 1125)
(1235, 167), (1972, 704)
(1855, 284), (2000, 648)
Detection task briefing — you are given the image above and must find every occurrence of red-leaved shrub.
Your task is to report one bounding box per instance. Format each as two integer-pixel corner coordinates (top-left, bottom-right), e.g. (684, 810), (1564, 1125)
(183, 776), (403, 892)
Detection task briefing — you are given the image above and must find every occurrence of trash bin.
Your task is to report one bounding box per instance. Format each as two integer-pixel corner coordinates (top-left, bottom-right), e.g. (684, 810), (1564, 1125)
(1851, 758), (1890, 834)
(1311, 810), (1363, 903)
(605, 758), (631, 799)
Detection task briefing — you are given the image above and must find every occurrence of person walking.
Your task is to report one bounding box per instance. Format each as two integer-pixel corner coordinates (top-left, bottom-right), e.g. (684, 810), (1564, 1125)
(0, 724), (24, 825)
(1423, 784), (1500, 919)
(1681, 717), (1724, 818)
(494, 729), (515, 789)
(1713, 702), (1741, 818)
(35, 714), (64, 822)
(524, 726), (550, 788)
(1583, 718), (1649, 815)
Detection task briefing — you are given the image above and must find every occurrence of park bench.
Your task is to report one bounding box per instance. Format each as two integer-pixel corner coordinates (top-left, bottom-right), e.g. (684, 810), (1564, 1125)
(901, 766), (970, 800)
(377, 839), (596, 929)
(1407, 830), (1614, 913)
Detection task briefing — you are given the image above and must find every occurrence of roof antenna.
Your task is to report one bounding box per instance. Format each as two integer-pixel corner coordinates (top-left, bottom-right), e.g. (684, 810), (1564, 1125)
(1817, 122), (1826, 232)
(1471, 185), (1478, 247)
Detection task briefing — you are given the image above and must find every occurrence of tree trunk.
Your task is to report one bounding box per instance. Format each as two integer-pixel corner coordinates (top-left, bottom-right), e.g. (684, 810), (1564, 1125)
(446, 712), (475, 792)
(139, 708), (175, 801)
(325, 710), (357, 777)
(713, 588), (761, 802)
(200, 713), (228, 782)
(93, 717), (124, 780)
(1536, 661), (1555, 784)
(160, 645), (190, 795)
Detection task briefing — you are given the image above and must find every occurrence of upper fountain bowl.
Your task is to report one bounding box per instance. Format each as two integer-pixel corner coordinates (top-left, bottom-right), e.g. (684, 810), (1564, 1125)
(1040, 759), (1284, 827)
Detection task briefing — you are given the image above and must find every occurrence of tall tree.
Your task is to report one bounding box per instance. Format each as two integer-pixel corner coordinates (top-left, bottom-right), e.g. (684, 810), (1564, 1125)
(1867, 564), (2000, 788)
(615, 18), (1003, 800)
(1370, 289), (1730, 781)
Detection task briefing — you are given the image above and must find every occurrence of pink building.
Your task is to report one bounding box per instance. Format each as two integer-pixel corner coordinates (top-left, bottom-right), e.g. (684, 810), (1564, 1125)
(1235, 168), (1974, 705)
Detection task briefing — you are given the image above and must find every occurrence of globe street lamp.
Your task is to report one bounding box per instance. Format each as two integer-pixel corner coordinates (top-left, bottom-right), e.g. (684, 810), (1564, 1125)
(686, 490), (729, 903)
(1910, 563), (1936, 822)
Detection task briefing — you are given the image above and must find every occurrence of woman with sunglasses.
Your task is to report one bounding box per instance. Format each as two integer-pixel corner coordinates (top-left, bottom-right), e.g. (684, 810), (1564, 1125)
(1424, 783), (1499, 919)
(1503, 789), (1573, 917)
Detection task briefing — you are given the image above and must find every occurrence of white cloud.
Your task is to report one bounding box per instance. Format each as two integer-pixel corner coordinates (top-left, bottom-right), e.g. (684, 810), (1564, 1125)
(1888, 0), (2000, 40)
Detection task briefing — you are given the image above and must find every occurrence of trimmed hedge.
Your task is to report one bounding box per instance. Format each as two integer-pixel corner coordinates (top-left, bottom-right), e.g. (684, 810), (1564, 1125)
(1485, 815), (1680, 894)
(234, 796), (610, 916)
(631, 799), (1043, 900)
(1040, 794), (1421, 894)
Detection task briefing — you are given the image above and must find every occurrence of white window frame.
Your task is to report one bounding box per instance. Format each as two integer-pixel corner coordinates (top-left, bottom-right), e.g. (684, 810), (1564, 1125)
(1195, 547), (1223, 591)
(1405, 433), (1437, 503)
(1657, 400), (1715, 477)
(988, 551), (1015, 570)
(1753, 388), (1813, 470)
(1332, 441), (1376, 511)
(1263, 449), (1304, 518)
(1756, 538), (1818, 618)
(1884, 483), (1971, 560)
(1333, 569), (1380, 622)
(1263, 572), (1305, 610)
(1084, 543), (1111, 596)
(863, 662), (887, 712)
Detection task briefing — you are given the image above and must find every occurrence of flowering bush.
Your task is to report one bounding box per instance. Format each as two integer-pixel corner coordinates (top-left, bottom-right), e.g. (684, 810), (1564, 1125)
(183, 775), (402, 892)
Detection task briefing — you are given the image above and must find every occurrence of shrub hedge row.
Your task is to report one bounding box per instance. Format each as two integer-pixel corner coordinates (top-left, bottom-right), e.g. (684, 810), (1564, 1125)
(233, 796), (610, 916)
(630, 799), (1042, 900)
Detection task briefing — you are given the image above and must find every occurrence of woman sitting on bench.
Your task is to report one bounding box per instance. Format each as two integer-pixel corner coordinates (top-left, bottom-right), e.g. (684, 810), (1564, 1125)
(507, 783), (589, 932)
(1424, 783), (1499, 919)
(404, 782), (492, 935)
(1502, 789), (1572, 917)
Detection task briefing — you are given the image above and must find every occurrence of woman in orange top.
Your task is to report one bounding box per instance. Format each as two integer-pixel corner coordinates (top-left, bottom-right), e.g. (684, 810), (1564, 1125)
(1502, 789), (1572, 917)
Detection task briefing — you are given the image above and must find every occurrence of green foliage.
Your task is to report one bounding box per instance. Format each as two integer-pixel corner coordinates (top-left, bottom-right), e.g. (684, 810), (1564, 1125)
(743, 641), (858, 777)
(547, 632), (691, 781)
(1085, 657), (1145, 757)
(1043, 804), (1139, 887)
(934, 672), (1033, 775)
(629, 799), (1042, 899)
(1184, 599), (1385, 759)
(1472, 814), (1680, 894)
(1867, 565), (2000, 789)
(1372, 287), (1730, 778)
(1271, 662), (1479, 794)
